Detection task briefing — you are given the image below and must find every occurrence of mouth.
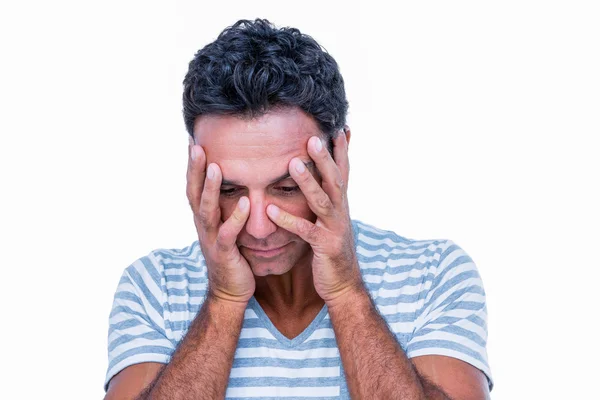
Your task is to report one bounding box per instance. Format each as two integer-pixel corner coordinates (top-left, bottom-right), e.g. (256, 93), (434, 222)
(242, 243), (289, 258)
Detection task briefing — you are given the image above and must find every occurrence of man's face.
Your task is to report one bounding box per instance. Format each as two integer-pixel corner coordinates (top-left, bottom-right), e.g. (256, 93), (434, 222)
(193, 107), (324, 276)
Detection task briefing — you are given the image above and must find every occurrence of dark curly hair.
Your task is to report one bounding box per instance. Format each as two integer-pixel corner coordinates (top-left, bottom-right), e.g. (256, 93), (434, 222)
(182, 19), (349, 148)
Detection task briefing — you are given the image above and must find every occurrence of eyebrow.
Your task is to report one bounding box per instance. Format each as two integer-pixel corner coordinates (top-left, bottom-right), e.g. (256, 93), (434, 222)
(221, 161), (316, 187)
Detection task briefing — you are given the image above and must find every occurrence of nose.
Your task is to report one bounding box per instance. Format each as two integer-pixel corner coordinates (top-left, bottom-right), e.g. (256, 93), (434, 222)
(244, 193), (277, 239)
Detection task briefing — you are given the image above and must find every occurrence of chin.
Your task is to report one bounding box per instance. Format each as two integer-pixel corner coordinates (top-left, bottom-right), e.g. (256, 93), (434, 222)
(250, 260), (295, 277)
(242, 243), (310, 277)
(246, 251), (297, 276)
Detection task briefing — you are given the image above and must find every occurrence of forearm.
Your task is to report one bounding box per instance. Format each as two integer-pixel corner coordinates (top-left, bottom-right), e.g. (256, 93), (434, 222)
(137, 293), (247, 400)
(327, 286), (450, 400)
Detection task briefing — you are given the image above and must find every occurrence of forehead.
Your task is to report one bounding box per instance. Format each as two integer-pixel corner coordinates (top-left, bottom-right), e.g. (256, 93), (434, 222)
(193, 107), (322, 183)
(193, 107), (321, 157)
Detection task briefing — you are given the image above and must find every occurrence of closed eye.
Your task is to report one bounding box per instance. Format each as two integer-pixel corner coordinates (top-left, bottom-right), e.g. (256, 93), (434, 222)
(276, 186), (300, 196)
(220, 187), (240, 197)
(219, 186), (301, 198)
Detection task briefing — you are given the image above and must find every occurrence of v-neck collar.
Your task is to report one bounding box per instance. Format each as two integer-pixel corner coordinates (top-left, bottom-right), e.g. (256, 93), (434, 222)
(247, 220), (360, 348)
(249, 296), (329, 348)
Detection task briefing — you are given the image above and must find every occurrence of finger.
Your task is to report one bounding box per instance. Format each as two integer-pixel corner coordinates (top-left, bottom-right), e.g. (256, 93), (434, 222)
(186, 143), (207, 214)
(289, 157), (334, 218)
(333, 129), (350, 187)
(216, 196), (250, 251)
(308, 136), (346, 207)
(266, 204), (325, 246)
(198, 163), (222, 236)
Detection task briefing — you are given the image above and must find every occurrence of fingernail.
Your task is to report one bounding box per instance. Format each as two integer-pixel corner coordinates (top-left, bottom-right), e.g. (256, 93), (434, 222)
(313, 137), (323, 152)
(239, 197), (248, 211)
(191, 146), (197, 161)
(207, 164), (215, 180)
(294, 159), (306, 173)
(266, 204), (279, 218)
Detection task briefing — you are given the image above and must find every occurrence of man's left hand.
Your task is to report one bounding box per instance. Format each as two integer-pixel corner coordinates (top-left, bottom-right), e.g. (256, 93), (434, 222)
(266, 131), (364, 304)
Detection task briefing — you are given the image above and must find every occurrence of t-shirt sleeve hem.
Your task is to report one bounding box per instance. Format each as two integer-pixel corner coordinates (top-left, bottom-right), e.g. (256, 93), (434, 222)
(104, 354), (170, 392)
(407, 348), (494, 392)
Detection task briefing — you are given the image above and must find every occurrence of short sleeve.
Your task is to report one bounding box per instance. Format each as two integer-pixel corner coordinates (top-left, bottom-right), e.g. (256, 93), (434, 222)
(104, 254), (175, 391)
(406, 240), (493, 391)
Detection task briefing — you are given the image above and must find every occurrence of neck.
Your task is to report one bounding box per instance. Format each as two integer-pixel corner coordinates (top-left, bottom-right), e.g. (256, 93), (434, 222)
(253, 250), (323, 317)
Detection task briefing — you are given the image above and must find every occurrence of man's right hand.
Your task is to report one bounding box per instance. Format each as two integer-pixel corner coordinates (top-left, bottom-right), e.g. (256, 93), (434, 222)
(186, 137), (255, 305)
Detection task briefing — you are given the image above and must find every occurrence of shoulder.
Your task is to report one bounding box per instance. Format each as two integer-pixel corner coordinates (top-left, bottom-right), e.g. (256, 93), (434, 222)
(130, 240), (205, 280)
(351, 219), (450, 273)
(351, 219), (482, 292)
(351, 220), (492, 388)
(148, 240), (206, 278)
(117, 240), (207, 307)
(106, 242), (201, 394)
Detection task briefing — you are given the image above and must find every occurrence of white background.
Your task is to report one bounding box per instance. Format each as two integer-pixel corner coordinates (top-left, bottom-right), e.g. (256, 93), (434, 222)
(1, 1), (598, 399)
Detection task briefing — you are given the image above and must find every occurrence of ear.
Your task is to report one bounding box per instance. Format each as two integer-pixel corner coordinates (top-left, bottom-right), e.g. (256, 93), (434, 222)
(343, 125), (351, 147)
(333, 125), (351, 188)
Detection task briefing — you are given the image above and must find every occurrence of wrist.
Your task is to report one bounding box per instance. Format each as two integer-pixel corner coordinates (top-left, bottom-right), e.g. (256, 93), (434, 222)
(325, 281), (370, 312)
(207, 289), (251, 311)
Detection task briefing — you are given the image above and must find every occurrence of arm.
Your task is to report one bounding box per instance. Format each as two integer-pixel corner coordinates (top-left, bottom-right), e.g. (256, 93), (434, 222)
(106, 142), (255, 399)
(105, 363), (164, 400)
(103, 263), (175, 399)
(328, 286), (490, 400)
(105, 294), (246, 400)
(131, 294), (247, 399)
(263, 134), (491, 398)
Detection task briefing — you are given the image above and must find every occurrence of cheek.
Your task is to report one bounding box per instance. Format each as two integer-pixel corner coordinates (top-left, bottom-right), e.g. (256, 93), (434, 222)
(274, 196), (316, 222)
(218, 198), (238, 220)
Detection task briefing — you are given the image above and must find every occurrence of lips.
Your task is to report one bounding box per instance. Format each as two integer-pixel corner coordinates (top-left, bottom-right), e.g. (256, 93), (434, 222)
(242, 243), (289, 258)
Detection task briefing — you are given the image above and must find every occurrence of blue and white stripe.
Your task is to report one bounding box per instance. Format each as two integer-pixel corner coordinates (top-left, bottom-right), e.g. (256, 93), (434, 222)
(106, 219), (493, 397)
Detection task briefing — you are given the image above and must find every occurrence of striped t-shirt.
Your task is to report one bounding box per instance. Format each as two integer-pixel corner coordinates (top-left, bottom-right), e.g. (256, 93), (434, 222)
(106, 219), (493, 398)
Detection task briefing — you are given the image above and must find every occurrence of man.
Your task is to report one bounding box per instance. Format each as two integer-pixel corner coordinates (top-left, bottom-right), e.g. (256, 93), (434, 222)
(104, 19), (493, 399)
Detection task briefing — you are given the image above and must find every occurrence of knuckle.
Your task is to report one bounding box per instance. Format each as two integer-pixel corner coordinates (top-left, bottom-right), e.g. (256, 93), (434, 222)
(186, 188), (195, 205)
(200, 188), (216, 207)
(279, 211), (291, 225)
(229, 210), (242, 224)
(315, 194), (333, 211)
(231, 209), (247, 225)
(285, 213), (297, 228)
(186, 165), (198, 184)
(296, 219), (313, 237)
(198, 209), (212, 227)
(186, 183), (204, 209)
(300, 172), (313, 184)
(308, 224), (323, 242)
